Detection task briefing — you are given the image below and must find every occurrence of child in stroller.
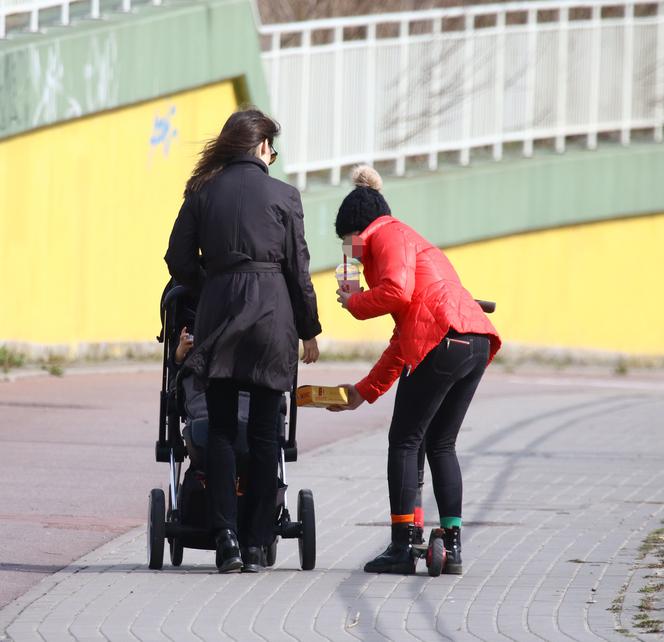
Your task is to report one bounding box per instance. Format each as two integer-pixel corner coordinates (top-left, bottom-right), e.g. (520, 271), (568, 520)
(148, 280), (316, 572)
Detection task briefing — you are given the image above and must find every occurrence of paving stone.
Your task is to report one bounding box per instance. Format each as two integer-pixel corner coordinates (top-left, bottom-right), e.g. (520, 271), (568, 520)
(1, 378), (663, 641)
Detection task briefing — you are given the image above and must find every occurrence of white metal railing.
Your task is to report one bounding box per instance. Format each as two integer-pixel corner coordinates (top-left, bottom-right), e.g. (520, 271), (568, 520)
(0, 0), (162, 38)
(259, 1), (664, 190)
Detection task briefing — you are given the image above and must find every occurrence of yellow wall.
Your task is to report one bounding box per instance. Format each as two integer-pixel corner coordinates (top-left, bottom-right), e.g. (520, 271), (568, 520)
(313, 214), (664, 355)
(3, 86), (663, 358)
(0, 81), (237, 348)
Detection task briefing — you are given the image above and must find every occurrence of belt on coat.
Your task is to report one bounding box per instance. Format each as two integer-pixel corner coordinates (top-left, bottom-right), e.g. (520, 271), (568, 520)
(207, 259), (282, 275)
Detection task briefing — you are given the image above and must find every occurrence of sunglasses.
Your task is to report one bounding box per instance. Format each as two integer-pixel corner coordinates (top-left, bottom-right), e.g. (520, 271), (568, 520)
(269, 144), (278, 166)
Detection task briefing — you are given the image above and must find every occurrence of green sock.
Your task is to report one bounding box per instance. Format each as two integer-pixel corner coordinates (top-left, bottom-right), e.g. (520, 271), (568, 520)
(440, 516), (462, 529)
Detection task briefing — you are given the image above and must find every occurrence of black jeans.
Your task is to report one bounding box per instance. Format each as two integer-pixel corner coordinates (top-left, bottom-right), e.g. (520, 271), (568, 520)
(205, 378), (282, 546)
(387, 332), (490, 520)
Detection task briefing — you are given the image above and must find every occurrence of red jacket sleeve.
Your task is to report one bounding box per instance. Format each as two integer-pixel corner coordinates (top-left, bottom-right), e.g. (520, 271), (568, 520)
(347, 227), (416, 320)
(355, 328), (405, 403)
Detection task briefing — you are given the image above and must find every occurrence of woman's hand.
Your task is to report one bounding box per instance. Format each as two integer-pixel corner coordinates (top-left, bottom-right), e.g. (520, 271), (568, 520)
(174, 326), (194, 364)
(327, 384), (365, 412)
(301, 337), (319, 364)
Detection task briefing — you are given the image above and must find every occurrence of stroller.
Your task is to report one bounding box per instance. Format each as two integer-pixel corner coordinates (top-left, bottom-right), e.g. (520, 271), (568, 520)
(147, 281), (316, 571)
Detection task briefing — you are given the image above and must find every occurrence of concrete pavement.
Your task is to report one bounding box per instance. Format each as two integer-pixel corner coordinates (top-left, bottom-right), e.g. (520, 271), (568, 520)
(1, 370), (664, 640)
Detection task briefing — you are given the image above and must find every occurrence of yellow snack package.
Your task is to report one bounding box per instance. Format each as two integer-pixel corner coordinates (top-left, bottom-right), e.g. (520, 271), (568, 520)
(296, 385), (348, 408)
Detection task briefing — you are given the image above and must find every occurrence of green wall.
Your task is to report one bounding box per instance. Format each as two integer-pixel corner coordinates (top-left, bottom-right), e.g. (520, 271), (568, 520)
(302, 143), (664, 272)
(0, 0), (271, 143)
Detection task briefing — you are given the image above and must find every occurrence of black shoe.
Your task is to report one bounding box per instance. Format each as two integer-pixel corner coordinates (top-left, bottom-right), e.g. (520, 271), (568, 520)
(215, 529), (243, 573)
(364, 523), (416, 575)
(442, 526), (462, 574)
(241, 546), (265, 573)
(413, 525), (425, 546)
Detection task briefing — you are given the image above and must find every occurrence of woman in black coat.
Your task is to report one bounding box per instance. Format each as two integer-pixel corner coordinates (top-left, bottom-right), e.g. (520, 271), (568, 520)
(165, 108), (322, 573)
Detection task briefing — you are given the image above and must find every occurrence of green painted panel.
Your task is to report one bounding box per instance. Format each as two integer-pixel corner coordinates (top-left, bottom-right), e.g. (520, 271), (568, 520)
(302, 143), (664, 273)
(0, 0), (270, 142)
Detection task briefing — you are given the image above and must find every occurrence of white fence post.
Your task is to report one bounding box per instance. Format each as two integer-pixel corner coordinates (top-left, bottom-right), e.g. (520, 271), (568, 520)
(61, 1), (70, 26)
(270, 32), (280, 134)
(91, 0), (100, 19)
(621, 2), (635, 146)
(587, 5), (602, 150)
(396, 18), (409, 176)
(366, 22), (377, 168)
(331, 25), (343, 186)
(30, 6), (39, 32)
(555, 6), (569, 154)
(656, 1), (664, 143)
(297, 29), (312, 191)
(493, 9), (506, 161)
(429, 16), (442, 171)
(460, 12), (474, 166)
(523, 7), (537, 158)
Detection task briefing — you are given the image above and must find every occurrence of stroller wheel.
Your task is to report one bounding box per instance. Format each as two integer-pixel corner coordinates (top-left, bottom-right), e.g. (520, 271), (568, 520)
(265, 538), (278, 567)
(297, 489), (316, 571)
(170, 538), (184, 567)
(147, 489), (165, 570)
(427, 537), (446, 578)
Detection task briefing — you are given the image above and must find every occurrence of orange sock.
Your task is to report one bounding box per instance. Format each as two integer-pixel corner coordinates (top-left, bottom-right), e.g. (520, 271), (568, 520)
(391, 513), (414, 524)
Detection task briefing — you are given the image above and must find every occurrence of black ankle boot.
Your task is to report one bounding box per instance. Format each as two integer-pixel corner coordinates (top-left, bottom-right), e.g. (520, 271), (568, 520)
(364, 524), (416, 574)
(215, 529), (243, 573)
(442, 526), (462, 574)
(241, 546), (265, 573)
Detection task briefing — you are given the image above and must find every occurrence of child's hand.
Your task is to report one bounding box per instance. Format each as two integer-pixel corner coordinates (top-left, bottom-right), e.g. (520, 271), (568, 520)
(175, 326), (194, 364)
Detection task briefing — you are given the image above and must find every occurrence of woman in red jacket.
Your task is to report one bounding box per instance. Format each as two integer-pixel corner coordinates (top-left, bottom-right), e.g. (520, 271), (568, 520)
(331, 166), (500, 575)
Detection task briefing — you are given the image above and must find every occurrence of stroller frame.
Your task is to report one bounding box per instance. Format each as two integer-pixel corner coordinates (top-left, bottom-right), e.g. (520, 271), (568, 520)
(148, 284), (316, 571)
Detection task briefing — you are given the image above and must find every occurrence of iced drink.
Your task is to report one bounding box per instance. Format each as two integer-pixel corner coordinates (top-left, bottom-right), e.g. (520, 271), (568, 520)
(335, 259), (361, 293)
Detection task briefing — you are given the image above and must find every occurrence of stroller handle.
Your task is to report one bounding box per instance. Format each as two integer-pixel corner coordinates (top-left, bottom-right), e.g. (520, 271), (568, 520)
(475, 299), (496, 313)
(161, 284), (190, 312)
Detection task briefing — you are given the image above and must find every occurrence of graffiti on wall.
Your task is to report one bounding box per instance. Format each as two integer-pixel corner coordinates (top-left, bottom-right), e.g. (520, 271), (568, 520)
(0, 49), (29, 134)
(83, 35), (119, 113)
(29, 41), (83, 125)
(0, 33), (119, 137)
(150, 105), (178, 158)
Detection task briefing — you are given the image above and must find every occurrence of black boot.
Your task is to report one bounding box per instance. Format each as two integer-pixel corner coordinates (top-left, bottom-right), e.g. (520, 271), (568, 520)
(241, 546), (266, 573)
(215, 529), (243, 573)
(442, 526), (462, 574)
(364, 524), (416, 574)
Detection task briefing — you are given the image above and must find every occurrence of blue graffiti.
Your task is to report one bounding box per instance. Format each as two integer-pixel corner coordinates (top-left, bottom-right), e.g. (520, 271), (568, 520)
(150, 105), (178, 156)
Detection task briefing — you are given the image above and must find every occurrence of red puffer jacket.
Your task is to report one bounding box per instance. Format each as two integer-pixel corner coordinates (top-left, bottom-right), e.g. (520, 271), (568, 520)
(348, 216), (501, 403)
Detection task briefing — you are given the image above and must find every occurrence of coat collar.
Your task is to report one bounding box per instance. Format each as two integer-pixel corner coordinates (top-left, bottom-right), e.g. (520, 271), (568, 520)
(224, 154), (269, 174)
(359, 215), (394, 241)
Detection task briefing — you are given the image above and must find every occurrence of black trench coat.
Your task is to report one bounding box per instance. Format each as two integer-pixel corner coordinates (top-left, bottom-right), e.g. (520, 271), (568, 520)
(165, 155), (322, 392)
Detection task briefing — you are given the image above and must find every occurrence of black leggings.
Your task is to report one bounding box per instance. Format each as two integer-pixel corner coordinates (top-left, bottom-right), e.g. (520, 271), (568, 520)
(388, 332), (490, 520)
(205, 378), (282, 547)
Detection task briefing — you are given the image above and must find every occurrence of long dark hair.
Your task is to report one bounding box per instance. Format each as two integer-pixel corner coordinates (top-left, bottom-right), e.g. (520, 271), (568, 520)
(185, 107), (280, 195)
